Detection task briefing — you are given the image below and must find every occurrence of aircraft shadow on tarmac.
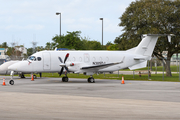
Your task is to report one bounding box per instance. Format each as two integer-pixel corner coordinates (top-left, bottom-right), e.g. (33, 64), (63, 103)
(12, 77), (111, 85)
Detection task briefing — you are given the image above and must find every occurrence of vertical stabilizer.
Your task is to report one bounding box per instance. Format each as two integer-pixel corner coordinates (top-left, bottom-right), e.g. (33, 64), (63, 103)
(135, 35), (159, 56)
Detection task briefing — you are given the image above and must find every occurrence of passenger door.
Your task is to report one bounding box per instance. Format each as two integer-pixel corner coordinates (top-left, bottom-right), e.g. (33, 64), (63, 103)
(43, 52), (51, 70)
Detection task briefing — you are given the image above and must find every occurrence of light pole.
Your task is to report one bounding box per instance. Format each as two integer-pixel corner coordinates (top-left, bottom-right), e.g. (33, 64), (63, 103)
(56, 12), (61, 38)
(100, 18), (103, 49)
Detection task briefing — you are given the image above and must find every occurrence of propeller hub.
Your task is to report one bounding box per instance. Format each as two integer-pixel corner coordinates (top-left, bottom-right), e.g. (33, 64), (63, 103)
(59, 63), (66, 67)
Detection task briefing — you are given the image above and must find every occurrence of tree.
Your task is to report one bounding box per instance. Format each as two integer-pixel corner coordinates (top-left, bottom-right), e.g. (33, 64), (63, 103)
(1, 42), (8, 48)
(52, 31), (83, 50)
(86, 41), (102, 50)
(80, 37), (102, 50)
(36, 46), (44, 52)
(27, 48), (33, 56)
(52, 31), (102, 50)
(106, 41), (118, 50)
(0, 42), (8, 54)
(117, 0), (180, 76)
(6, 47), (14, 56)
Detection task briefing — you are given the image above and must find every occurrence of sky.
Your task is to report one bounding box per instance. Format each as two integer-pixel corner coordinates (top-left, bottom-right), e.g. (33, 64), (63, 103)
(0, 0), (135, 48)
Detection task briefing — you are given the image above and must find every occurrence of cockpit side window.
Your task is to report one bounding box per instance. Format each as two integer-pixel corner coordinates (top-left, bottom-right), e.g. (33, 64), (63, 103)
(28, 56), (36, 61)
(37, 57), (41, 61)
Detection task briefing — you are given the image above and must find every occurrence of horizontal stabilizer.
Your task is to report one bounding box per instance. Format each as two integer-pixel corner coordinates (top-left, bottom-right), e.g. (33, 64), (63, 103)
(134, 56), (151, 60)
(128, 61), (147, 70)
(134, 57), (146, 60)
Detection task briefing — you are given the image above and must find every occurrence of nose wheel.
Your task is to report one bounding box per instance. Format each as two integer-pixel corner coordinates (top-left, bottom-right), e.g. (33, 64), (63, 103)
(9, 80), (14, 85)
(9, 71), (15, 85)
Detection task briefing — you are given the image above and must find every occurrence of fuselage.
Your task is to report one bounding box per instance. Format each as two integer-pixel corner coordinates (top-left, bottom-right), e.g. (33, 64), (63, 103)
(8, 50), (145, 74)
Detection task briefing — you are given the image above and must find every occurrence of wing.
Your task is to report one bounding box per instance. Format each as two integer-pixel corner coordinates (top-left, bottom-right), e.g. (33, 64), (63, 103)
(81, 57), (125, 70)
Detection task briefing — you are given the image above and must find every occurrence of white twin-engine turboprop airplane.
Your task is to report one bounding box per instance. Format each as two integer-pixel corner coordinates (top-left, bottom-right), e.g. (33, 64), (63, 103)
(8, 34), (173, 85)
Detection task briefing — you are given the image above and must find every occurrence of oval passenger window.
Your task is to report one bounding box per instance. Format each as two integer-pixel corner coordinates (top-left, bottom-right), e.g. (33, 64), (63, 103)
(37, 57), (41, 61)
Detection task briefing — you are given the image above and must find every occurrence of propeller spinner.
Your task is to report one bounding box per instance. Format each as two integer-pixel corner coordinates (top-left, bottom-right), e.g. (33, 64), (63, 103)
(58, 53), (69, 76)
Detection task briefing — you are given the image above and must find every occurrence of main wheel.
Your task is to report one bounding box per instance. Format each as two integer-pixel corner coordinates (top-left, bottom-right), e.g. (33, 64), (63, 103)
(62, 77), (69, 82)
(87, 78), (90, 83)
(87, 77), (95, 83)
(33, 75), (37, 79)
(9, 80), (14, 85)
(21, 74), (25, 78)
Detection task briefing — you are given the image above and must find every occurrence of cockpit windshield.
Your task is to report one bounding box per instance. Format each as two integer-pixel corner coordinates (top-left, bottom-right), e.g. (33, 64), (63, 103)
(28, 56), (36, 61)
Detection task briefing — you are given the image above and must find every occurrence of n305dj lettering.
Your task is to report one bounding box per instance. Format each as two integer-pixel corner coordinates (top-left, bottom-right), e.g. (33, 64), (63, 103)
(93, 62), (105, 65)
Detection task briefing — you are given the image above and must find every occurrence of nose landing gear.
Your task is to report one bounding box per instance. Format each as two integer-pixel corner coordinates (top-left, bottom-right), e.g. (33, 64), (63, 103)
(9, 71), (14, 85)
(9, 80), (14, 85)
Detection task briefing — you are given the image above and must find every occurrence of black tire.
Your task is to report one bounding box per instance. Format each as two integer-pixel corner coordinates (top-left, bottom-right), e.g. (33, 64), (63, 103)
(9, 80), (14, 85)
(87, 78), (90, 83)
(21, 74), (25, 78)
(33, 75), (37, 79)
(62, 77), (68, 82)
(88, 77), (95, 83)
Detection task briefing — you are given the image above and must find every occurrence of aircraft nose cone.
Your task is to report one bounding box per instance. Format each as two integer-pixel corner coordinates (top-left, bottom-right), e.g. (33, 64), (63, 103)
(8, 61), (32, 72)
(8, 64), (16, 71)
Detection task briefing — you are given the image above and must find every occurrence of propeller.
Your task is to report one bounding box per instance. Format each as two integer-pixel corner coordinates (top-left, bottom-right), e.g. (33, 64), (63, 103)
(58, 53), (69, 76)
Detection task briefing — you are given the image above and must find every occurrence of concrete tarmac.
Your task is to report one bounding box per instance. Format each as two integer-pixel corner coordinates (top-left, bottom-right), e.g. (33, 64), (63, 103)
(0, 76), (180, 120)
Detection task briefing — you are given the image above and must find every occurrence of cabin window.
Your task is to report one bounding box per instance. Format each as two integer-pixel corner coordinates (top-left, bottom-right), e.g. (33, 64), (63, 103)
(99, 57), (102, 61)
(93, 57), (96, 61)
(72, 57), (76, 62)
(79, 57), (82, 62)
(37, 57), (41, 61)
(106, 57), (109, 62)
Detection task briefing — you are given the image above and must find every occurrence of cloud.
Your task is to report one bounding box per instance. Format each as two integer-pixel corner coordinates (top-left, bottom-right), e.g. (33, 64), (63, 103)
(5, 24), (44, 30)
(0, 0), (136, 48)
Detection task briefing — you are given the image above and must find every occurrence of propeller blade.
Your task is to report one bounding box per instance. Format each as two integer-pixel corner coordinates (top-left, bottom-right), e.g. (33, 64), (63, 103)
(58, 53), (70, 76)
(64, 53), (69, 63)
(59, 67), (64, 76)
(64, 66), (69, 73)
(58, 57), (63, 63)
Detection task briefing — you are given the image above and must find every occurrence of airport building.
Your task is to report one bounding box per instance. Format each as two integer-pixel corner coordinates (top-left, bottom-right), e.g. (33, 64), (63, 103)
(0, 48), (10, 65)
(0, 48), (5, 55)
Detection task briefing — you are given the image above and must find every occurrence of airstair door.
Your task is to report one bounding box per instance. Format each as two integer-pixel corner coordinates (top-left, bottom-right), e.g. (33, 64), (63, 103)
(43, 53), (51, 70)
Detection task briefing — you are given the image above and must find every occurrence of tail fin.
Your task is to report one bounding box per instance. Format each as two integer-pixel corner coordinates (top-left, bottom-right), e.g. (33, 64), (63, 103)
(135, 35), (159, 56)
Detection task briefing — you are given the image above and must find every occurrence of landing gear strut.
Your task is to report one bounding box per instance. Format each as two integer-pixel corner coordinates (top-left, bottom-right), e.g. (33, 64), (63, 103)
(39, 73), (42, 78)
(33, 75), (37, 79)
(87, 76), (95, 83)
(19, 74), (25, 78)
(10, 71), (14, 85)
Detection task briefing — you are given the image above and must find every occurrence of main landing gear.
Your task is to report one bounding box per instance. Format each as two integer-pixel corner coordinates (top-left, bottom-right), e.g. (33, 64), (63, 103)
(62, 76), (69, 82)
(33, 75), (37, 79)
(87, 76), (95, 83)
(19, 74), (25, 78)
(61, 75), (95, 83)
